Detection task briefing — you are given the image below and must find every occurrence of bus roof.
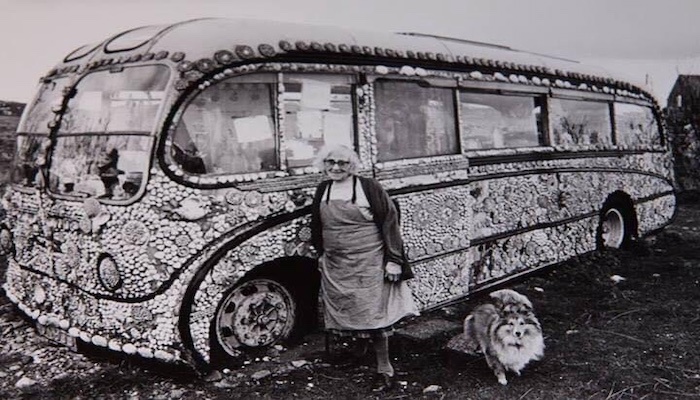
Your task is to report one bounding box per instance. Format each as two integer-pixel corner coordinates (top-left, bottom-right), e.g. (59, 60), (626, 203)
(47, 18), (652, 101)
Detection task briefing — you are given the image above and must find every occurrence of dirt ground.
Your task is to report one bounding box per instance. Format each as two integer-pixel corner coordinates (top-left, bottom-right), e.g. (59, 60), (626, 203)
(1, 195), (699, 399)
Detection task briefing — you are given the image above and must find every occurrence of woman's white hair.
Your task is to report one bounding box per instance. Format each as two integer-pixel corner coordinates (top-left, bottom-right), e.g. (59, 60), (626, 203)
(313, 145), (361, 174)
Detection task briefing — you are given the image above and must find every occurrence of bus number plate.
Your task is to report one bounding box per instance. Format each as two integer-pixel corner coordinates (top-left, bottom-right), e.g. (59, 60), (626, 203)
(37, 325), (77, 351)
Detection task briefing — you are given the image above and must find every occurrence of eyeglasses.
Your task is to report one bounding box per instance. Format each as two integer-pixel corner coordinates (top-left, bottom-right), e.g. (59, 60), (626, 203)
(324, 159), (350, 168)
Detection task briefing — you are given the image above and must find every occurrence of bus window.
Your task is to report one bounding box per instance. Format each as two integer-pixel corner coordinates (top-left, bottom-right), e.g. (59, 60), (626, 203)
(49, 136), (152, 199)
(549, 98), (612, 148)
(60, 65), (168, 134)
(172, 74), (278, 175)
(13, 77), (71, 187)
(614, 103), (660, 148)
(11, 135), (50, 187)
(282, 74), (355, 168)
(460, 92), (544, 150)
(374, 80), (459, 162)
(45, 65), (168, 201)
(19, 78), (71, 134)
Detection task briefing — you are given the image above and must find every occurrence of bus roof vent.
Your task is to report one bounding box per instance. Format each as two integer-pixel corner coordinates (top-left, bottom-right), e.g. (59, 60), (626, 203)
(105, 25), (168, 53)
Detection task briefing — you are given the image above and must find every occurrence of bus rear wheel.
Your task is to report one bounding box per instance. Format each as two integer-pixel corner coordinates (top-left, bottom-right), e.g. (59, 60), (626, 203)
(213, 278), (297, 360)
(598, 203), (633, 249)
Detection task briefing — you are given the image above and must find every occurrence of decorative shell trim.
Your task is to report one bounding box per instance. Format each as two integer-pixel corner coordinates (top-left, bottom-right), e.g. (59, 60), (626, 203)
(155, 40), (656, 101)
(4, 278), (181, 363)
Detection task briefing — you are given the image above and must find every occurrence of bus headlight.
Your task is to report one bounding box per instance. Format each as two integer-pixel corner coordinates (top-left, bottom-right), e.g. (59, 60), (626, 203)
(97, 254), (122, 291)
(0, 224), (14, 256)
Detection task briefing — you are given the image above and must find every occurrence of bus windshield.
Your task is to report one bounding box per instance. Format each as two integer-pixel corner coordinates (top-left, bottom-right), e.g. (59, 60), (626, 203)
(46, 65), (170, 201)
(59, 65), (169, 134)
(19, 78), (71, 134)
(11, 78), (71, 187)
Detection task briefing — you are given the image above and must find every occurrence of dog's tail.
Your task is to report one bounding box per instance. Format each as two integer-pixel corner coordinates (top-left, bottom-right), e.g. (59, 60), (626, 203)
(463, 314), (474, 335)
(461, 314), (482, 355)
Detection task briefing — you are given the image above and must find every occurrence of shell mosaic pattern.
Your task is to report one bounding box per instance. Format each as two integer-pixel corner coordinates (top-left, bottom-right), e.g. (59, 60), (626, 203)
(394, 190), (472, 261)
(356, 83), (376, 170)
(635, 195), (677, 234)
(2, 168), (315, 299)
(470, 171), (673, 239)
(470, 218), (598, 286)
(2, 177), (318, 365)
(3, 260), (181, 362)
(379, 168), (470, 191)
(409, 251), (472, 308)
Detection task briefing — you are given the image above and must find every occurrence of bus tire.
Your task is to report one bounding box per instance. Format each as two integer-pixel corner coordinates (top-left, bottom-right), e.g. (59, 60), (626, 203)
(211, 277), (297, 365)
(597, 200), (635, 250)
(209, 262), (319, 367)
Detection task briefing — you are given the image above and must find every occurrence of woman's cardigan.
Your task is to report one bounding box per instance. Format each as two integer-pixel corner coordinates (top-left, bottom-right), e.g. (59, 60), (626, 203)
(310, 175), (414, 280)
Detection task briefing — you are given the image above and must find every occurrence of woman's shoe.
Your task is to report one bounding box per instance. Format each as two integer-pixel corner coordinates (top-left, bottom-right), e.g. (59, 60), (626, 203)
(372, 372), (395, 392)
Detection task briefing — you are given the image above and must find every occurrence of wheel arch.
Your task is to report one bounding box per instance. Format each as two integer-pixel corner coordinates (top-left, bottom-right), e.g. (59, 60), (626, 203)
(233, 256), (322, 329)
(177, 244), (319, 370)
(241, 255), (320, 288)
(598, 190), (638, 248)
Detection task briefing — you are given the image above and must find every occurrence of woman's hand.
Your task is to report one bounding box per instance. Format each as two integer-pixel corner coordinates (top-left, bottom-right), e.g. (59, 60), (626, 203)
(384, 261), (402, 282)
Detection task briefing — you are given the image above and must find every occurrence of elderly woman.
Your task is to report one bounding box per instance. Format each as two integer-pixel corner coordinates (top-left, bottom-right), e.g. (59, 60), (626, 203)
(310, 145), (419, 390)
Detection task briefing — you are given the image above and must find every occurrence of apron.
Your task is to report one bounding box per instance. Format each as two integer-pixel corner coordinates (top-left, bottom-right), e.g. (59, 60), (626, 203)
(319, 181), (418, 333)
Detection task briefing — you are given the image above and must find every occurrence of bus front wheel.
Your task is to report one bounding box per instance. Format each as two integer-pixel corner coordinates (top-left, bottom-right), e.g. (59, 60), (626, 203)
(212, 278), (297, 362)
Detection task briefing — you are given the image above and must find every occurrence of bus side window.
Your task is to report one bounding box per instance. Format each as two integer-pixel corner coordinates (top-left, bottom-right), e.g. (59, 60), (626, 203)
(614, 103), (660, 149)
(282, 74), (356, 169)
(374, 80), (459, 161)
(172, 74), (279, 175)
(460, 92), (543, 150)
(549, 98), (612, 148)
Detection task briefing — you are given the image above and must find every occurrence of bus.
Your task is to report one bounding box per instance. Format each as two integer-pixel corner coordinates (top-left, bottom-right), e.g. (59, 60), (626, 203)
(0, 18), (676, 370)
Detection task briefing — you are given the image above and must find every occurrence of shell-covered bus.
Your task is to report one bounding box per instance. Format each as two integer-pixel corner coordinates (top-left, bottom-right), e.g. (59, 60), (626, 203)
(0, 18), (676, 370)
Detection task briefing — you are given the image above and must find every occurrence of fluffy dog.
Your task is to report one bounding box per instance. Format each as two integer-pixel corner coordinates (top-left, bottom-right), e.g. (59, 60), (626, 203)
(462, 289), (544, 385)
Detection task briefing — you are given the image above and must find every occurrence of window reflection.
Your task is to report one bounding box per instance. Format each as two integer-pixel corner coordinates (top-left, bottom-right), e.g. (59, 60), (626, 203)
(19, 78), (70, 134)
(171, 74), (278, 175)
(614, 103), (660, 148)
(12, 135), (50, 187)
(60, 65), (169, 135)
(49, 136), (151, 200)
(282, 74), (355, 168)
(375, 80), (459, 162)
(550, 98), (612, 148)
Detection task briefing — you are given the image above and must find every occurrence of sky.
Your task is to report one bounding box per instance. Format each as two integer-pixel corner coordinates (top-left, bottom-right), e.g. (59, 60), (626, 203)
(1, 0), (700, 105)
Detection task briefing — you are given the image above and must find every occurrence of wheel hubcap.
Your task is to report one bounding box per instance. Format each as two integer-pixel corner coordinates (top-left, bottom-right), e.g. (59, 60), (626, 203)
(215, 279), (295, 354)
(602, 208), (625, 248)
